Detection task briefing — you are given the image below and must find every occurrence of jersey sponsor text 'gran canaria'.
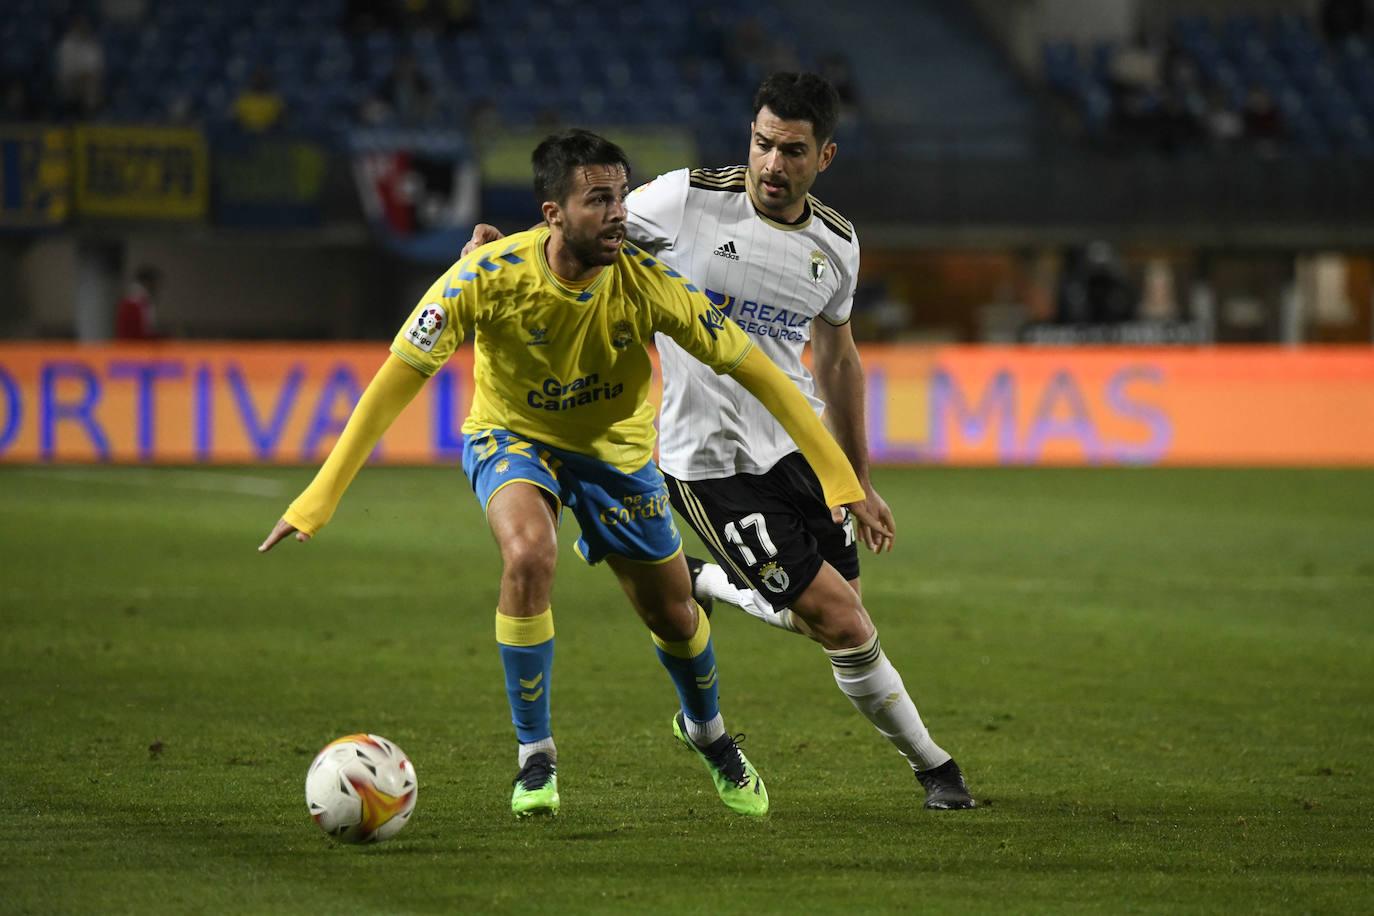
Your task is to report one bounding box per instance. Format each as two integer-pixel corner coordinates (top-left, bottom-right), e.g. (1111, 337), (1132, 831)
(390, 228), (753, 472)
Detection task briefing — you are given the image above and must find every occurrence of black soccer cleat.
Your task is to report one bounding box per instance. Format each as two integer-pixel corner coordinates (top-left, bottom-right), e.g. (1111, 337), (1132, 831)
(916, 758), (976, 810)
(686, 555), (713, 618)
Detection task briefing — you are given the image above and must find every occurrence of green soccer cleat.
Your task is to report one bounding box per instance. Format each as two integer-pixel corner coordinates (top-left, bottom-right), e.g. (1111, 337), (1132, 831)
(672, 711), (769, 816)
(511, 752), (560, 818)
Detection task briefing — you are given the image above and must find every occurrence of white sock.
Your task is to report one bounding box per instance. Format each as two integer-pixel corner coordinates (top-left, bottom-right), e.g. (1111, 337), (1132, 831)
(695, 561), (801, 633)
(826, 634), (951, 772)
(518, 738), (556, 768)
(684, 712), (725, 747)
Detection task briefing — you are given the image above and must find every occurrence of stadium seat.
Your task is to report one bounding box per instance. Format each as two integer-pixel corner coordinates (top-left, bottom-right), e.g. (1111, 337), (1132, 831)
(0, 0), (1022, 165)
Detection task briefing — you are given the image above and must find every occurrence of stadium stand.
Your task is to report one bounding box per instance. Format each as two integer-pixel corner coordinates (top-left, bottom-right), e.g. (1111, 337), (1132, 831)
(0, 0), (805, 150)
(777, 0), (1044, 159)
(1044, 8), (1374, 157)
(5, 2), (1371, 164)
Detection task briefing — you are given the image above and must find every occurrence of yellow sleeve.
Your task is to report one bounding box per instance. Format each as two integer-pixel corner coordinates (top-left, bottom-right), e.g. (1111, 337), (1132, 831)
(727, 347), (865, 507)
(282, 354), (428, 535)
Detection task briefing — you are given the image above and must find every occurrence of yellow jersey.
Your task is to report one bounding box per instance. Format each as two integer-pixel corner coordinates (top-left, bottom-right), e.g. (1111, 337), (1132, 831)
(390, 228), (753, 472)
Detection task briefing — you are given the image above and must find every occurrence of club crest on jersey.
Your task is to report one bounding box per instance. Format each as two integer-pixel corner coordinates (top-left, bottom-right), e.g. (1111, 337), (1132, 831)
(809, 251), (828, 282)
(494, 458), (510, 475)
(611, 320), (635, 349)
(758, 561), (791, 594)
(406, 305), (445, 352)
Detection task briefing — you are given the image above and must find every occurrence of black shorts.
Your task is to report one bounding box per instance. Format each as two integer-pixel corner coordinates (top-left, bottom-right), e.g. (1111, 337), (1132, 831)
(665, 452), (860, 610)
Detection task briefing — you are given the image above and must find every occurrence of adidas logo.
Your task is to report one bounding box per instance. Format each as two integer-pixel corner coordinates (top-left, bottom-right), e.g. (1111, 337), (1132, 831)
(713, 240), (740, 261)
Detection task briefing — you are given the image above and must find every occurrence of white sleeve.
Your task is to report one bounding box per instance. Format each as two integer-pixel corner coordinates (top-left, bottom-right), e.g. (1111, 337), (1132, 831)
(624, 168), (690, 255)
(821, 225), (861, 325)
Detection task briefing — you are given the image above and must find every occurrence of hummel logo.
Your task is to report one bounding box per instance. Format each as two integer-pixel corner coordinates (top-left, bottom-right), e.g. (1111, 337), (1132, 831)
(713, 240), (740, 261)
(527, 327), (549, 346)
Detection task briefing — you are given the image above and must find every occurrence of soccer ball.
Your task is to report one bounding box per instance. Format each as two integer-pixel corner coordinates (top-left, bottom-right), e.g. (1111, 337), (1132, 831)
(305, 734), (417, 844)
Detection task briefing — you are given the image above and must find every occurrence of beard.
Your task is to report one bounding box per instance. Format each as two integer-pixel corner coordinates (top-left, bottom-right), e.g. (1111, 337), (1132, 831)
(750, 169), (803, 217)
(562, 224), (623, 269)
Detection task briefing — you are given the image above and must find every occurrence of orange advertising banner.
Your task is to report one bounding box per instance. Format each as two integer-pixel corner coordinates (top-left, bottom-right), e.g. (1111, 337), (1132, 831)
(861, 345), (1374, 466)
(0, 343), (464, 465)
(0, 343), (1371, 466)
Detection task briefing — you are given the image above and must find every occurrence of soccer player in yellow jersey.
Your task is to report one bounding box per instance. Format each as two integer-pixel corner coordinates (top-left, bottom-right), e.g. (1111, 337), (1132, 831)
(464, 75), (974, 811)
(259, 129), (891, 819)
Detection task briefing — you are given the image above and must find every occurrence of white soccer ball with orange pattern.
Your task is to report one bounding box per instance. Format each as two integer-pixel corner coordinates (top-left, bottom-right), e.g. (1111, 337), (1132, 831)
(304, 734), (417, 844)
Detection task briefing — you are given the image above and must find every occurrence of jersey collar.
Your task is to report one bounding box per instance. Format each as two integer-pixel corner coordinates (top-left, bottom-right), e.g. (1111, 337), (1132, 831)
(535, 227), (611, 301)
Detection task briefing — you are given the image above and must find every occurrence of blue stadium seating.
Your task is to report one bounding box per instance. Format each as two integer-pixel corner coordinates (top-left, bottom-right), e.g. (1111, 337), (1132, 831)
(0, 0), (802, 150)
(1045, 10), (1374, 158)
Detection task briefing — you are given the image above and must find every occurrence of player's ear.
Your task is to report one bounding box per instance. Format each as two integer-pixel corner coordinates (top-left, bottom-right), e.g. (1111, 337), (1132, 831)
(817, 140), (837, 173)
(540, 200), (561, 227)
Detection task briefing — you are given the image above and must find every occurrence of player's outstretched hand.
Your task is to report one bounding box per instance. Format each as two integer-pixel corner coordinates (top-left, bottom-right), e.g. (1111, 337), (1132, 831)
(461, 223), (505, 257)
(835, 489), (896, 554)
(259, 517), (310, 553)
(854, 485), (896, 553)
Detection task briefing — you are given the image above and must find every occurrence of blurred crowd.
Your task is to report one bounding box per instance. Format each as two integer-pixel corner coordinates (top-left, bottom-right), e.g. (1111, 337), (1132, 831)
(0, 0), (857, 145)
(1045, 0), (1374, 158)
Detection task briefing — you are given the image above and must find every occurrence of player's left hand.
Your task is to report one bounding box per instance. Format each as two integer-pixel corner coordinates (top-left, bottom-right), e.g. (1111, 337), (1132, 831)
(836, 486), (895, 553)
(258, 517), (310, 552)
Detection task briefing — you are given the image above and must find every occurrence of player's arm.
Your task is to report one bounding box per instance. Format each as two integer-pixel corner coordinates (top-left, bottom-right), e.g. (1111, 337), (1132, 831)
(811, 319), (895, 553)
(258, 354), (427, 551)
(726, 347), (892, 541)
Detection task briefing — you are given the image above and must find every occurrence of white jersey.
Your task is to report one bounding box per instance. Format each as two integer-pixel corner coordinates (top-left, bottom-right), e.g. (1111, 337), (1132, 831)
(626, 166), (860, 480)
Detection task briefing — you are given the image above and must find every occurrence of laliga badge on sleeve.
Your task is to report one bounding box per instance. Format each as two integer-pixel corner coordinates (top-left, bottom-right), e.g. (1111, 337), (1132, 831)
(406, 305), (446, 352)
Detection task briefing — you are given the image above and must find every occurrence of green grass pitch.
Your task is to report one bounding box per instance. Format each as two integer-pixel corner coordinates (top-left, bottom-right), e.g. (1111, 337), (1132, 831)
(1, 465), (1371, 914)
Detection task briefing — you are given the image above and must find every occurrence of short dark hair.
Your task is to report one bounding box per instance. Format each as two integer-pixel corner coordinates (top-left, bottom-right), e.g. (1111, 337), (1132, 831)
(752, 72), (840, 145)
(531, 128), (632, 206)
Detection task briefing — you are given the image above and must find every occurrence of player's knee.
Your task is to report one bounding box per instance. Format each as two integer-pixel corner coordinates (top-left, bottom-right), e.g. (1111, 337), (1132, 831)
(642, 596), (698, 642)
(815, 610), (873, 647)
(838, 615), (877, 647)
(500, 537), (557, 589)
(794, 591), (873, 649)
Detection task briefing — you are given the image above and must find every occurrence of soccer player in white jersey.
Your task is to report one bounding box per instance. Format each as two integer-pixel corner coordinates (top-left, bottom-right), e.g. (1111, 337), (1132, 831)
(260, 129), (891, 820)
(639, 72), (974, 809)
(466, 73), (975, 809)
